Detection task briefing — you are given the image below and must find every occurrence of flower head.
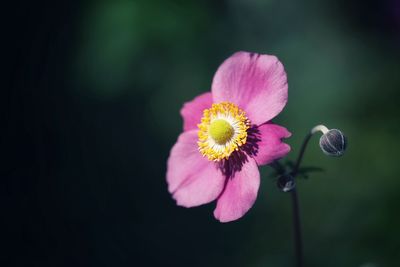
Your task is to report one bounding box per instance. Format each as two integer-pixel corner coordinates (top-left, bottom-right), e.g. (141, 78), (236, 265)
(167, 51), (291, 222)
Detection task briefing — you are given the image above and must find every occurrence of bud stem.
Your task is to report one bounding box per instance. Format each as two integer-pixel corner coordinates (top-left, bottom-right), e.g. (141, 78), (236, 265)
(294, 124), (329, 175)
(274, 125), (327, 267)
(311, 124), (329, 135)
(291, 125), (332, 267)
(289, 133), (312, 267)
(293, 132), (312, 176)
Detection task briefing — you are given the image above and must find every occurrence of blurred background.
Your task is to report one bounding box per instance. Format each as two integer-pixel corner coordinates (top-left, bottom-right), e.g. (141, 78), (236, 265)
(2, 0), (400, 266)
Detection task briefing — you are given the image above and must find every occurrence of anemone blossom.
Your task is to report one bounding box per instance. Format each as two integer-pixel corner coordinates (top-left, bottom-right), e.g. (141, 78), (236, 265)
(167, 51), (291, 222)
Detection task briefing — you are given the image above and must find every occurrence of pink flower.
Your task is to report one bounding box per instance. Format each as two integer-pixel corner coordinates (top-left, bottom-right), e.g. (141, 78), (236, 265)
(167, 51), (291, 222)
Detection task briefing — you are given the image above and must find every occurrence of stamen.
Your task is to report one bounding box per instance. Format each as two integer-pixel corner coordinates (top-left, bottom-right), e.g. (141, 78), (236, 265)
(197, 102), (250, 161)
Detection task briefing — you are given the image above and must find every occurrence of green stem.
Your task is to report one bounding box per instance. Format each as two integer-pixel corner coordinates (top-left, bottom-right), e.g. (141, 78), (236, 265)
(272, 131), (316, 267)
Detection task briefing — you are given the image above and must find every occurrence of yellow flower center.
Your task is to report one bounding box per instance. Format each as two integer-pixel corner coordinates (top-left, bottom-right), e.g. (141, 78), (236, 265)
(208, 119), (234, 145)
(198, 102), (250, 161)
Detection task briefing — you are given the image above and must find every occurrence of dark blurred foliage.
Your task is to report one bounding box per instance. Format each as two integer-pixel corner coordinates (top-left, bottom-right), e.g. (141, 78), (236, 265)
(1, 0), (400, 266)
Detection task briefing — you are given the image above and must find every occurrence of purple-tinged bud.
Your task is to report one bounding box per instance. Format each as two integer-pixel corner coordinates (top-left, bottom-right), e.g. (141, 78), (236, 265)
(319, 129), (347, 157)
(277, 174), (296, 192)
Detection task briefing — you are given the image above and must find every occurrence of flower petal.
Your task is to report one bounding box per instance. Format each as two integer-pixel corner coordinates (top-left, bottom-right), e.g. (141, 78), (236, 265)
(180, 92), (213, 131)
(212, 51), (288, 125)
(213, 157), (260, 222)
(252, 123), (291, 166)
(167, 130), (226, 207)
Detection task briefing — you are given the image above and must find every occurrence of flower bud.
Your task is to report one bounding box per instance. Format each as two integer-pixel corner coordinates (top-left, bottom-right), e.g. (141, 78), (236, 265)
(319, 129), (347, 157)
(277, 174), (296, 192)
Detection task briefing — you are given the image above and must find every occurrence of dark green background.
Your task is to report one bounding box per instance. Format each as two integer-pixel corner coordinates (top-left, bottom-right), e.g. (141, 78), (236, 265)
(2, 0), (400, 266)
